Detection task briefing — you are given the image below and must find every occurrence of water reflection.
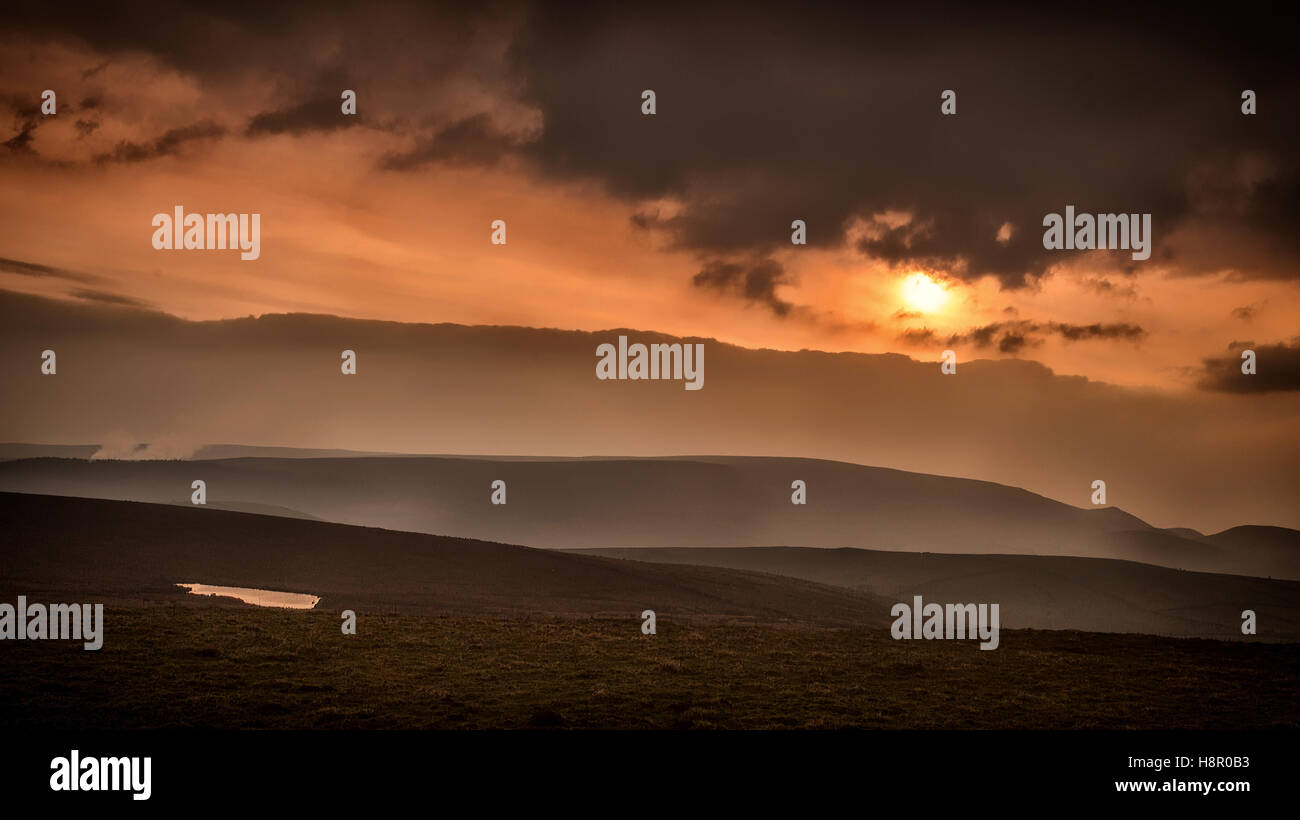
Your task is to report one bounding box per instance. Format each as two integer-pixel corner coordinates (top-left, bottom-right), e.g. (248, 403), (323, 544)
(178, 583), (319, 610)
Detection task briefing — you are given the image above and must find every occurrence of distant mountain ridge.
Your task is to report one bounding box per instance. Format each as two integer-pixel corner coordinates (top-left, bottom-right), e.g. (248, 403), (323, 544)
(0, 453), (1294, 579)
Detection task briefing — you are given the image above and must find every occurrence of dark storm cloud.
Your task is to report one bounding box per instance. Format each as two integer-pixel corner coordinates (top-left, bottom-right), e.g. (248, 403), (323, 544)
(692, 257), (794, 317)
(92, 120), (225, 164)
(243, 62), (383, 138)
(3, 1), (331, 75)
(378, 114), (524, 171)
(1198, 339), (1300, 393)
(245, 96), (358, 137)
(3, 1), (1298, 287)
(1, 1), (508, 99)
(506, 2), (1300, 286)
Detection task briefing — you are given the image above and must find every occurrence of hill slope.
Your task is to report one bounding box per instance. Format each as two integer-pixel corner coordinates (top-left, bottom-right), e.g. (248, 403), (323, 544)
(578, 546), (1300, 641)
(0, 455), (1294, 579)
(0, 492), (884, 625)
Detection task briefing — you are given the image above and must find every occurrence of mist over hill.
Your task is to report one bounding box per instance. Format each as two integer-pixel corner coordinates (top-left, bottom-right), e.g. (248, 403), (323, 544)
(0, 454), (1295, 579)
(3, 289), (1297, 533)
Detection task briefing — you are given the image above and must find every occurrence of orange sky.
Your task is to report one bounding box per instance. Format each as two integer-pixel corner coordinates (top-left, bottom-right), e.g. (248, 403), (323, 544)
(1, 14), (1297, 393)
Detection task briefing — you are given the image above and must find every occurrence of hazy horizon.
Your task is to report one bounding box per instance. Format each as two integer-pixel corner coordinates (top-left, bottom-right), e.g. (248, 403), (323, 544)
(3, 287), (1299, 533)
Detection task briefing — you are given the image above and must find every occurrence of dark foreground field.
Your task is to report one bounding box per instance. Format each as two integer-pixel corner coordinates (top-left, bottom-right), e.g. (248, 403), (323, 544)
(2, 607), (1297, 730)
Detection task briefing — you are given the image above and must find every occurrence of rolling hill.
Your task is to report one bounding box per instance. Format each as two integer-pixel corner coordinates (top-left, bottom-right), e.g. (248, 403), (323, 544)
(0, 454), (1295, 579)
(1, 491), (1296, 640)
(578, 546), (1300, 641)
(0, 491), (885, 625)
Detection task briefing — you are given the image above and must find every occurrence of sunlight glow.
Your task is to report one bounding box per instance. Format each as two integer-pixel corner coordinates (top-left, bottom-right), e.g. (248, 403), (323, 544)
(901, 272), (949, 313)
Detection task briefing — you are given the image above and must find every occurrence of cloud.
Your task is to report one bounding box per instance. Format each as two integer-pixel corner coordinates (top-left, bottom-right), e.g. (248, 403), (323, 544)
(1081, 277), (1139, 299)
(507, 3), (1300, 288)
(92, 120), (225, 164)
(2, 122), (37, 153)
(378, 114), (530, 171)
(935, 320), (1145, 354)
(1, 0), (1297, 298)
(0, 259), (145, 309)
(897, 328), (937, 346)
(1198, 339), (1300, 393)
(0, 256), (104, 284)
(997, 332), (1030, 354)
(68, 288), (152, 308)
(1051, 322), (1146, 342)
(87, 431), (146, 460)
(246, 95), (359, 137)
(691, 257), (794, 317)
(89, 431), (201, 461)
(74, 118), (99, 139)
(80, 59), (110, 80)
(1, 94), (40, 153)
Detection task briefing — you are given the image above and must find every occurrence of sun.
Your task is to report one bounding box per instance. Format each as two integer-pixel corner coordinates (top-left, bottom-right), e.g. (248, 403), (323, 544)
(900, 272), (948, 313)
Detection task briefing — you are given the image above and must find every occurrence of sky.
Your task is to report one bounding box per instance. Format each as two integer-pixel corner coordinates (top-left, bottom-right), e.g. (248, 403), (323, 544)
(0, 1), (1297, 530)
(0, 1), (1295, 392)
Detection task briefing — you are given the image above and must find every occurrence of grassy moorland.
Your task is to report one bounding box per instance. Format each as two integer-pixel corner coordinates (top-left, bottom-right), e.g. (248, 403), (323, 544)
(2, 607), (1296, 730)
